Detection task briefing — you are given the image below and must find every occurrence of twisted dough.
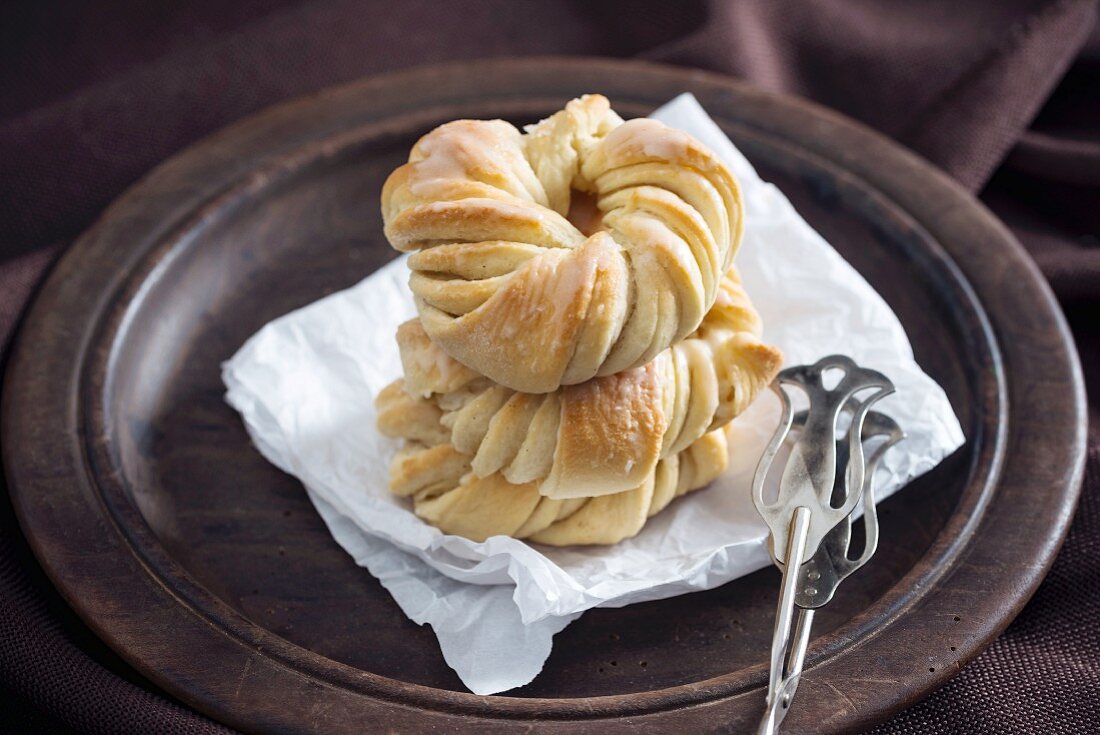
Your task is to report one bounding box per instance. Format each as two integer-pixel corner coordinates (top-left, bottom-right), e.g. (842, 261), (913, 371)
(380, 268), (781, 499)
(382, 94), (744, 393)
(376, 96), (781, 544)
(378, 377), (730, 545)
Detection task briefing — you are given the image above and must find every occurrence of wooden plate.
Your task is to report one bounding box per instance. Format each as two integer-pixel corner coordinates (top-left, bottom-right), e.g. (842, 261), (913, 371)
(2, 58), (1087, 734)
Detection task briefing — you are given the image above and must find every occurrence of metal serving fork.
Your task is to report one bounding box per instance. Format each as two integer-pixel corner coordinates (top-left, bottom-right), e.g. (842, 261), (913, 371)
(752, 356), (905, 735)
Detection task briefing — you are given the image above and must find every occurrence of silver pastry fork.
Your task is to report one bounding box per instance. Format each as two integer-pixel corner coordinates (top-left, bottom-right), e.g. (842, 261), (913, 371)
(752, 356), (904, 735)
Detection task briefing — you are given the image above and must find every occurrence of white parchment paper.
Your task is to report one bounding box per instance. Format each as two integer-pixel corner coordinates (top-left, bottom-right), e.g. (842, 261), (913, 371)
(222, 94), (965, 695)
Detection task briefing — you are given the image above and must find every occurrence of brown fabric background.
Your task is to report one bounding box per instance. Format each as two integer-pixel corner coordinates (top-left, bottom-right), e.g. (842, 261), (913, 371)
(1, 1), (1097, 732)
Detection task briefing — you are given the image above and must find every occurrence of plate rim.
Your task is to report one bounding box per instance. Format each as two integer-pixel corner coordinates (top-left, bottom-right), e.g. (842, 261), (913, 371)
(1, 56), (1088, 733)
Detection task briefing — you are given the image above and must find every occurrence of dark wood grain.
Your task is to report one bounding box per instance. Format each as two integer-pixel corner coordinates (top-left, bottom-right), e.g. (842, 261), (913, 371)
(1, 58), (1087, 734)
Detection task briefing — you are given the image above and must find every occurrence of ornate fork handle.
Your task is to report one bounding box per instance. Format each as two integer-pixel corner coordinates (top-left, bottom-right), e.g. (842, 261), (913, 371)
(753, 356), (903, 735)
(753, 355), (894, 565)
(797, 409), (905, 609)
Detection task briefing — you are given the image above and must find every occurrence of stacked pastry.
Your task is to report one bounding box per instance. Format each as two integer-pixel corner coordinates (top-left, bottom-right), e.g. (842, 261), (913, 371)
(376, 95), (782, 546)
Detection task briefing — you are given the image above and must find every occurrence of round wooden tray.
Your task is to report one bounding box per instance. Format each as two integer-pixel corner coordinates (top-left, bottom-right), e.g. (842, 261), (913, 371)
(2, 58), (1087, 734)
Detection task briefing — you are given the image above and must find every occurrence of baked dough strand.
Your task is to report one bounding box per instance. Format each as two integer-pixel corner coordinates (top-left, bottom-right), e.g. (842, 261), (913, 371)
(382, 94), (744, 393)
(381, 268), (782, 500)
(382, 416), (730, 546)
(375, 96), (782, 545)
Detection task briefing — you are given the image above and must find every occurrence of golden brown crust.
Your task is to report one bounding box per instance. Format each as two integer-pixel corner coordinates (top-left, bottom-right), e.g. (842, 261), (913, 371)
(544, 359), (666, 498)
(406, 429), (731, 546)
(374, 96), (781, 545)
(382, 94), (744, 393)
(386, 268), (782, 500)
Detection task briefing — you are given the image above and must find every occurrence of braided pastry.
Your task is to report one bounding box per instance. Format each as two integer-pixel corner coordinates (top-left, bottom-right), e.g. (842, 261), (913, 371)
(378, 375), (731, 545)
(382, 94), (744, 393)
(381, 268), (781, 499)
(375, 96), (782, 545)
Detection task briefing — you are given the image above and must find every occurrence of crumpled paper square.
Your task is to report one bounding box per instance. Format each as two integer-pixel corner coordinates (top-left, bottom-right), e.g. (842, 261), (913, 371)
(222, 93), (965, 695)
